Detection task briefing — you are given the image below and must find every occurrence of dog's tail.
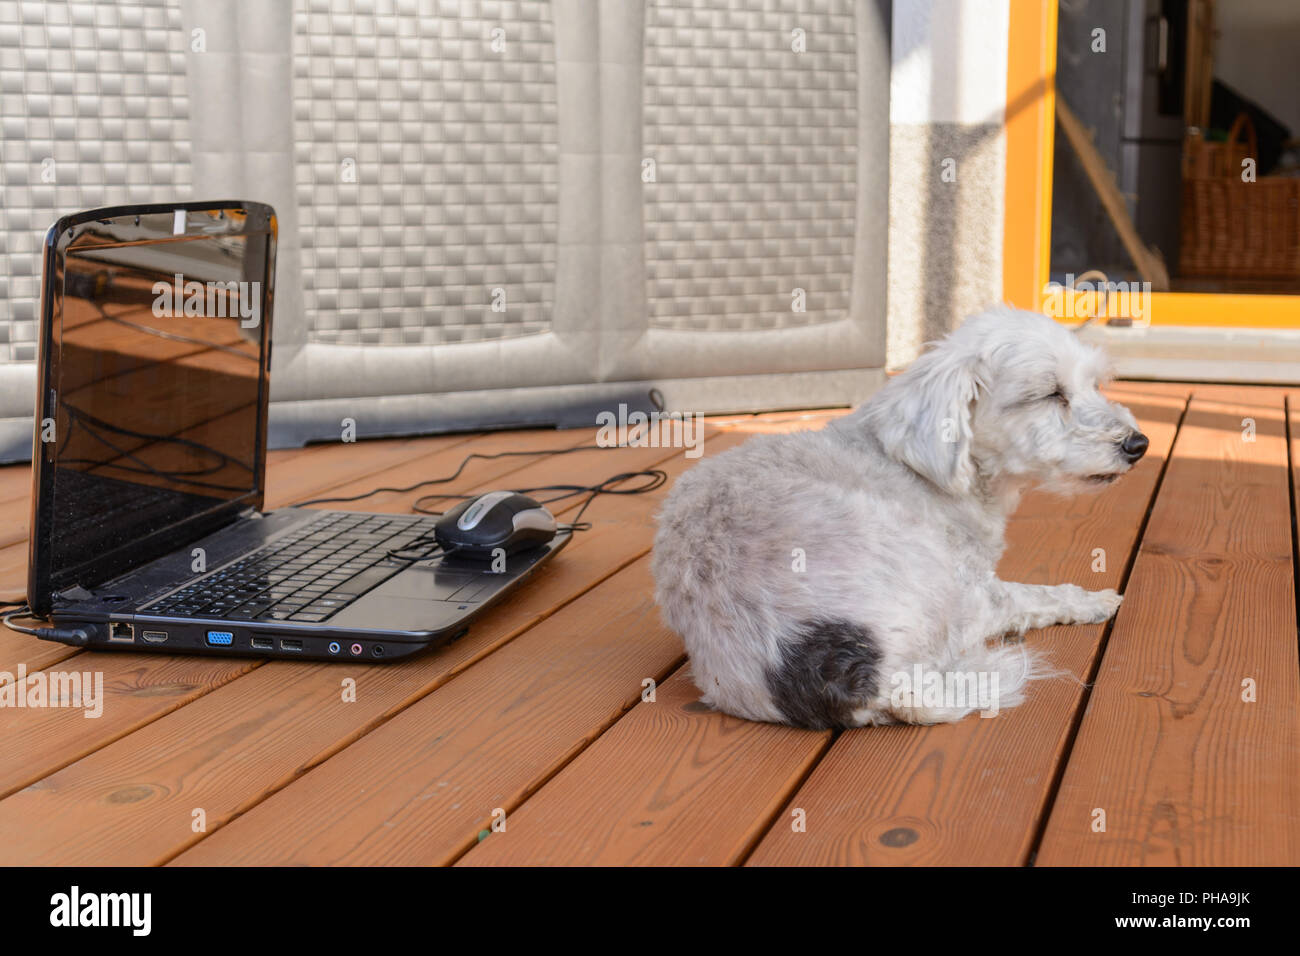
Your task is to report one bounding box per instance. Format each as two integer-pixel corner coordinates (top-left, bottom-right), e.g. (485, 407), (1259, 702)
(880, 641), (1057, 725)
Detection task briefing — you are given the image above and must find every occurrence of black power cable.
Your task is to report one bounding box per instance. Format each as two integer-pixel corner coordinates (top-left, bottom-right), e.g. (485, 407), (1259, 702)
(382, 467), (669, 562)
(297, 443), (611, 507)
(2, 606), (93, 646)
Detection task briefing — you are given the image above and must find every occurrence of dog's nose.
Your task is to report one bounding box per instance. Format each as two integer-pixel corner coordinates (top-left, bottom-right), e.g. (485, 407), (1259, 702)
(1120, 431), (1149, 463)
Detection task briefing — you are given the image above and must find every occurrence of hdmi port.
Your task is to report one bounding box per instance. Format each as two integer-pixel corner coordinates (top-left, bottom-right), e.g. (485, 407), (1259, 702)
(141, 630), (169, 644)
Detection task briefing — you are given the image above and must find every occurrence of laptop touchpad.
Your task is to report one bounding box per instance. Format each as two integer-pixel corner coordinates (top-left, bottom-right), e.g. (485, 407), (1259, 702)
(378, 563), (489, 601)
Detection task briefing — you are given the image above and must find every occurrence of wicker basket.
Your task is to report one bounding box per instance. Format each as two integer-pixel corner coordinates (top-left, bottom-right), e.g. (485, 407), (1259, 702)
(1179, 113), (1300, 279)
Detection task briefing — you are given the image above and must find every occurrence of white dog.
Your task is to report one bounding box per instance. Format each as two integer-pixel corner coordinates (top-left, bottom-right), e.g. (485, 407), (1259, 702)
(652, 306), (1147, 728)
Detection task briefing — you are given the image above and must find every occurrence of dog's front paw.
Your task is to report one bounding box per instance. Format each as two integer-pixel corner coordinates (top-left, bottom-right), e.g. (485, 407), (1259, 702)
(1075, 588), (1122, 624)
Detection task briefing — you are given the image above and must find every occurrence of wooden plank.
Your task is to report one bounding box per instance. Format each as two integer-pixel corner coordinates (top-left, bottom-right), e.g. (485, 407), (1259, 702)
(170, 558), (682, 866)
(458, 669), (832, 866)
(0, 653), (257, 799)
(1103, 381), (1193, 399)
(1187, 382), (1296, 403)
(0, 546), (28, 604)
(0, 436), (745, 864)
(0, 462), (32, 501)
(0, 464), (33, 553)
(745, 387), (1186, 865)
(1293, 390), (1300, 549)
(1036, 388), (1300, 865)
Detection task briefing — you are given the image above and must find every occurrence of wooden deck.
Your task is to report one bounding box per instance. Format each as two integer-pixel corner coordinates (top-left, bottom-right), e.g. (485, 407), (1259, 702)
(1, 381), (1297, 866)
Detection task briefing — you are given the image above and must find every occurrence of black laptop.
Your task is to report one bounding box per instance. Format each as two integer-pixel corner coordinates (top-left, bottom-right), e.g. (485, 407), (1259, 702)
(27, 200), (568, 661)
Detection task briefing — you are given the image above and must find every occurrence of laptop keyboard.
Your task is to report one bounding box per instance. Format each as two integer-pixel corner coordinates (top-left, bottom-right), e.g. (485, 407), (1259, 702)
(142, 511), (438, 623)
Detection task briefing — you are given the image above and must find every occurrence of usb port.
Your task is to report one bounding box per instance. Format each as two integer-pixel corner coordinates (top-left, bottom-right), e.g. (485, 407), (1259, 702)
(249, 636), (273, 650)
(280, 639), (303, 652)
(108, 622), (135, 643)
(141, 630), (168, 644)
(205, 630), (234, 647)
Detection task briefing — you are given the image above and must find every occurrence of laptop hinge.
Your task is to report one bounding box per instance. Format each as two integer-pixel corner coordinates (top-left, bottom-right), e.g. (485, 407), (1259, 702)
(51, 584), (96, 604)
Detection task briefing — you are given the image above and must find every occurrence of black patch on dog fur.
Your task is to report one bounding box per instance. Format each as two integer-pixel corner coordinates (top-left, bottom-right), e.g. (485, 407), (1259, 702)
(766, 619), (883, 729)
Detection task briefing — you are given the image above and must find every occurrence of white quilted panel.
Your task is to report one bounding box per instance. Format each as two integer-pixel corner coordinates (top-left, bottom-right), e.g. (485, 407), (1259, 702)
(294, 0), (559, 347)
(643, 0), (858, 332)
(0, 0), (192, 364)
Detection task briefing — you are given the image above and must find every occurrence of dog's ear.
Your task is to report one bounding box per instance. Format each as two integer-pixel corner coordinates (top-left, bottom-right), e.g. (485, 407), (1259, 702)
(866, 345), (982, 496)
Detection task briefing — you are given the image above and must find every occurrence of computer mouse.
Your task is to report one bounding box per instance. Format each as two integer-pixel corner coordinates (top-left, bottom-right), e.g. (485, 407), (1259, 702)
(433, 491), (558, 559)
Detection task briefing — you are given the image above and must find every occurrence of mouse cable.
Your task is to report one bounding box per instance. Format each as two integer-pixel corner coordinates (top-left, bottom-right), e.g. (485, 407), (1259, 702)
(384, 542), (456, 563)
(409, 467), (667, 510)
(567, 468), (668, 528)
(386, 469), (666, 563)
(298, 443), (625, 507)
(381, 465), (667, 564)
(412, 467), (667, 523)
(296, 380), (679, 509)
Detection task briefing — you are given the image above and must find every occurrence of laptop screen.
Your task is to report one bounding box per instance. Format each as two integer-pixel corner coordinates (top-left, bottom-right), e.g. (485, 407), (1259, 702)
(29, 202), (276, 614)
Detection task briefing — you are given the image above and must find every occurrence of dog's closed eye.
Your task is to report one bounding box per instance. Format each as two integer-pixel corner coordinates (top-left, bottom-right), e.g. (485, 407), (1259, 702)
(1046, 386), (1069, 407)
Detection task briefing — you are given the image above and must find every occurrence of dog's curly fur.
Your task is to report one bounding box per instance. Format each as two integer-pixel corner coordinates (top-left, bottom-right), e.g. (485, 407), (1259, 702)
(652, 306), (1147, 728)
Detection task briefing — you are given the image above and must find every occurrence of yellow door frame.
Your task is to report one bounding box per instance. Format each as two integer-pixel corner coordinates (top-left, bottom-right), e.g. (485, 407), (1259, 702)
(1002, 0), (1300, 328)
